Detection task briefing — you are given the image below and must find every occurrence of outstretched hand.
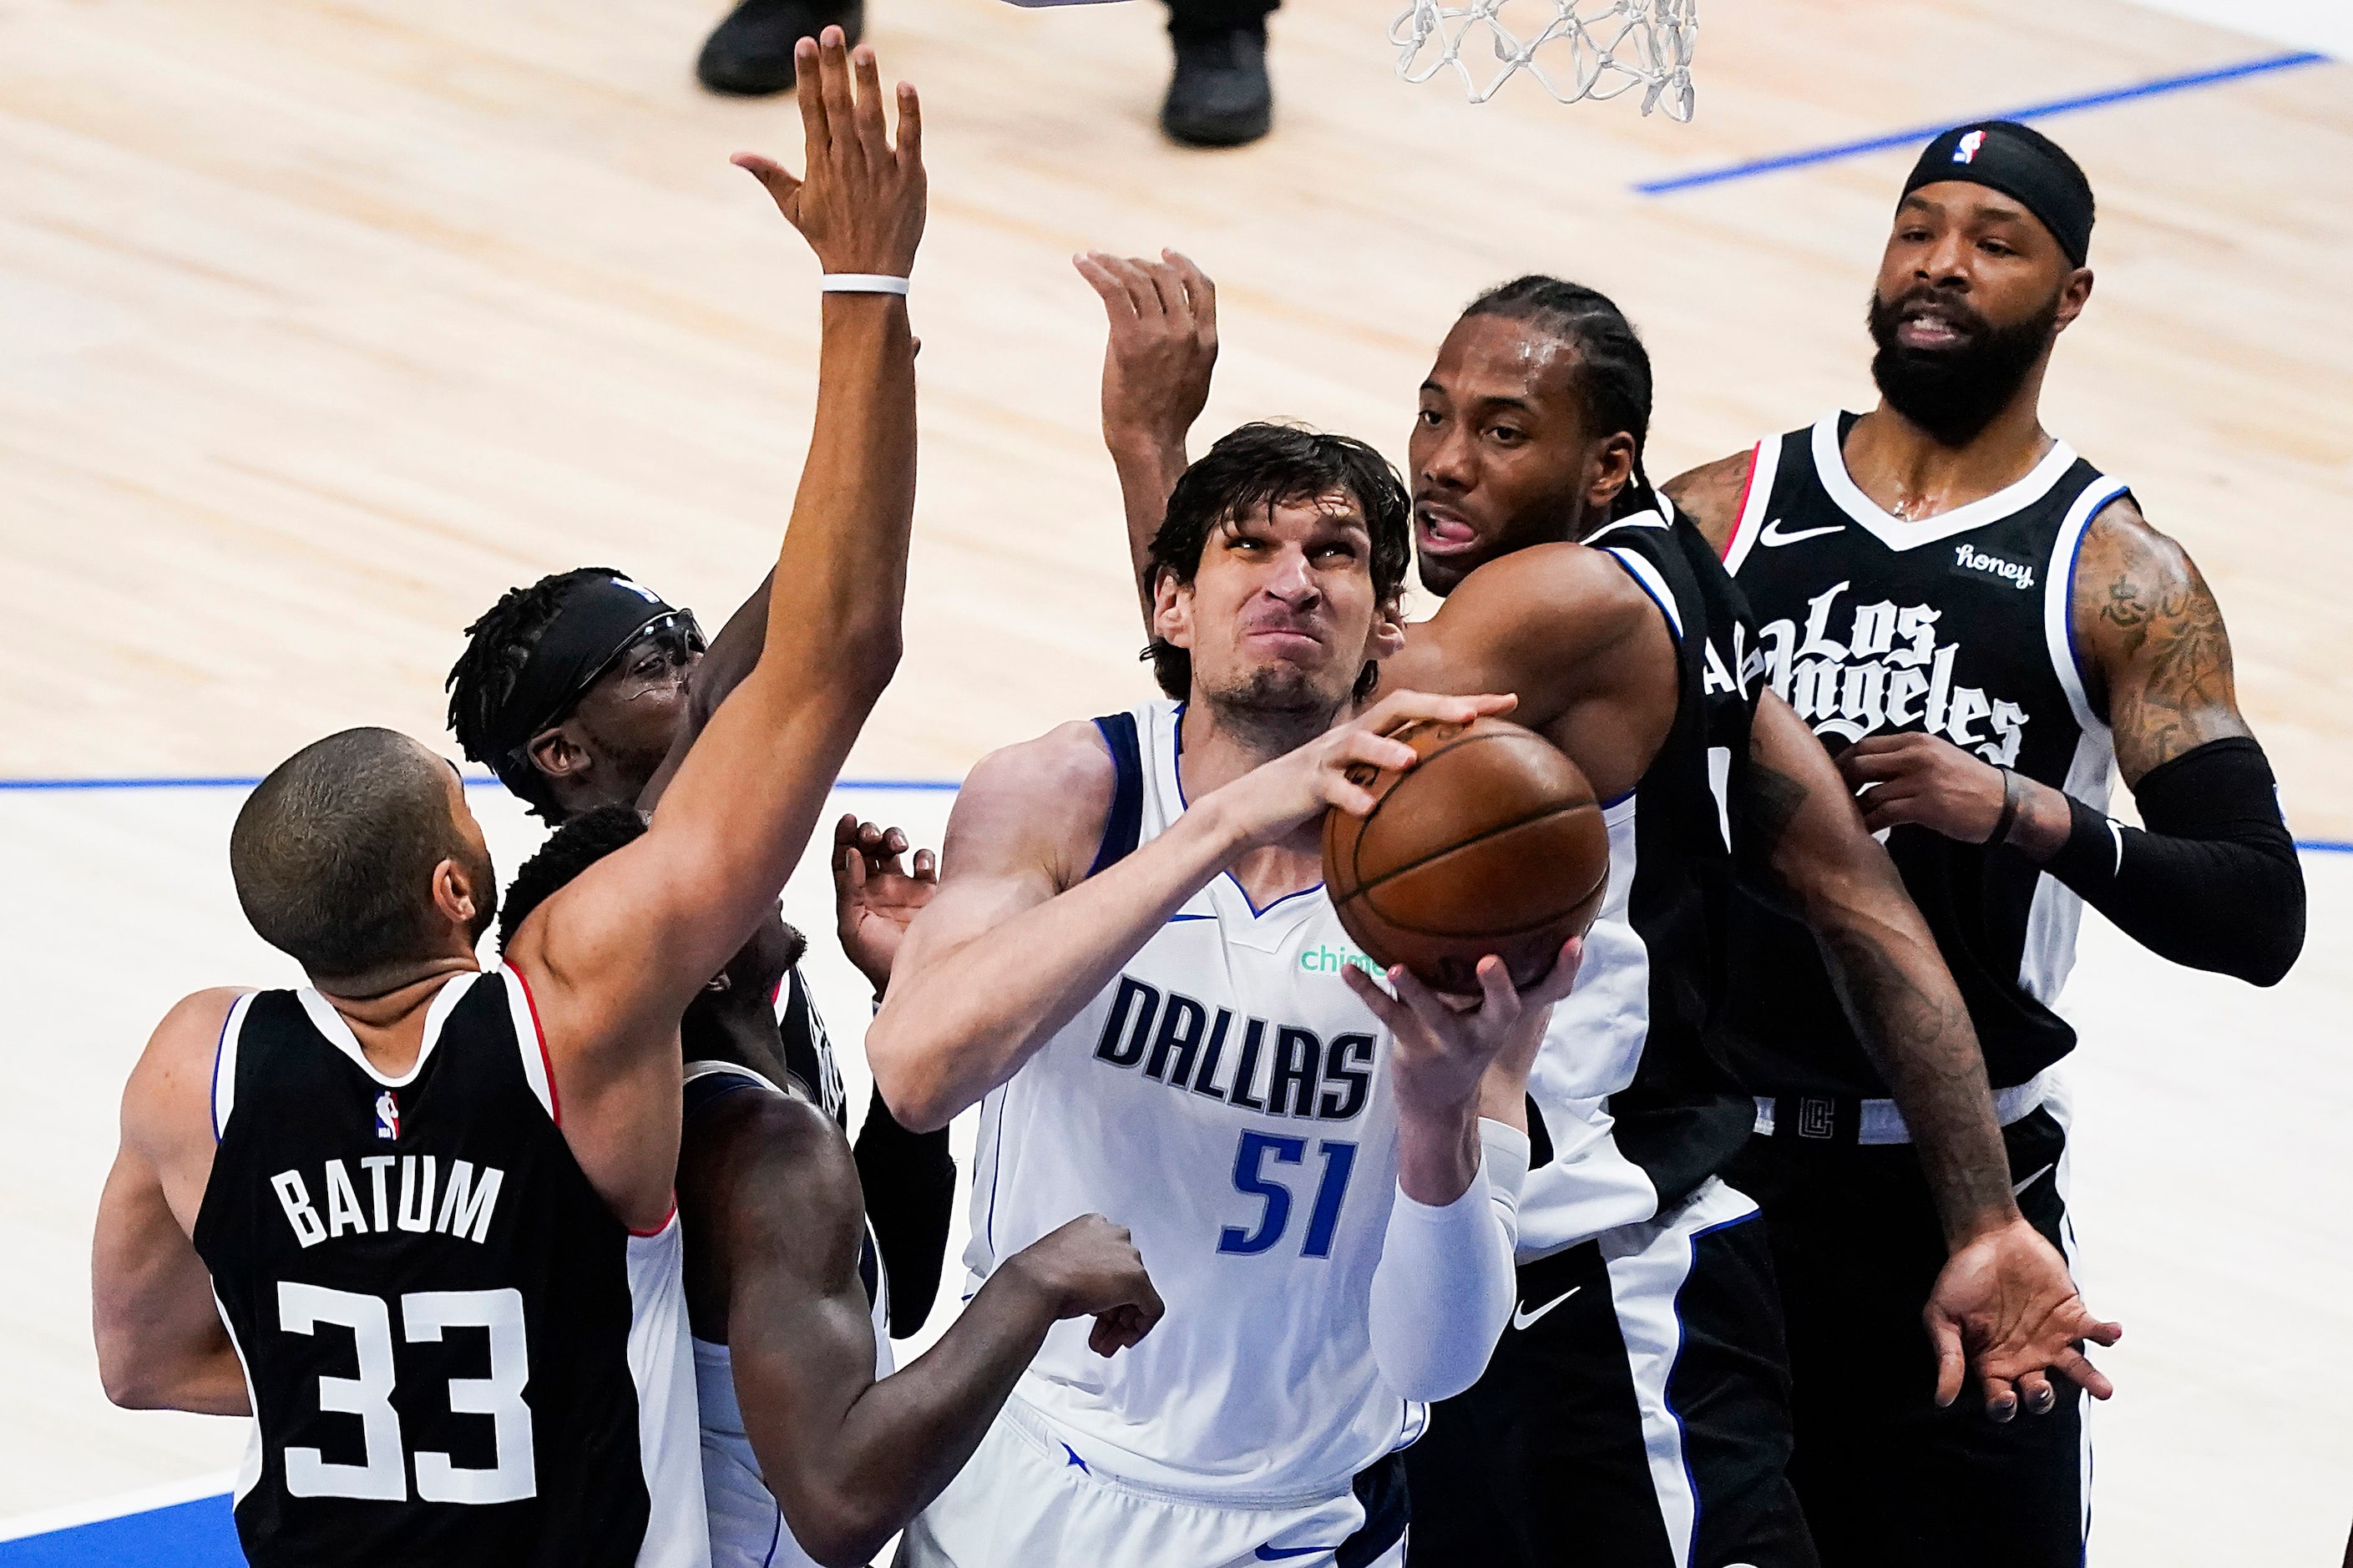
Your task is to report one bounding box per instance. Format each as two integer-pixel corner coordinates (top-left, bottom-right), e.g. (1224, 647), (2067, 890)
(732, 28), (925, 279)
(1925, 1216), (2122, 1419)
(1075, 248), (1218, 456)
(832, 813), (939, 995)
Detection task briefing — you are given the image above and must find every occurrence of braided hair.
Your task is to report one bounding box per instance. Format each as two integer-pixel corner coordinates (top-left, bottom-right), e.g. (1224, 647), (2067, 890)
(445, 567), (625, 823)
(1458, 276), (1659, 523)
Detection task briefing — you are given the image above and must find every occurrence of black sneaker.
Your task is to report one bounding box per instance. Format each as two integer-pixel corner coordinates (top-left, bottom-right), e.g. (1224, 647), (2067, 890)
(696, 0), (865, 97)
(1160, 28), (1273, 149)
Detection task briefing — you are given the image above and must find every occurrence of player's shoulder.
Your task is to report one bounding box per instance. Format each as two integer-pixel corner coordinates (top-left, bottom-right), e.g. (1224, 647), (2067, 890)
(680, 1079), (863, 1260)
(951, 720), (1121, 855)
(1661, 450), (1756, 553)
(1446, 539), (1662, 633)
(122, 988), (252, 1148)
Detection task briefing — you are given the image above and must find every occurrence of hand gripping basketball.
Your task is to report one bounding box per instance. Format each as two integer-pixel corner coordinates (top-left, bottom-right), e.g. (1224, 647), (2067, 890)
(731, 28), (926, 281)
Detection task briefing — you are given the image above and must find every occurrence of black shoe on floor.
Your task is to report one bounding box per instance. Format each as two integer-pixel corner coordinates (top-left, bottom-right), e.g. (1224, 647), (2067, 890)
(696, 0), (865, 97)
(1160, 28), (1273, 149)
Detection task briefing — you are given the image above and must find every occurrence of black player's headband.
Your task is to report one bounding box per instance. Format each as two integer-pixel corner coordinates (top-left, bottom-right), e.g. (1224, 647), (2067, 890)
(482, 575), (703, 774)
(1901, 121), (2095, 267)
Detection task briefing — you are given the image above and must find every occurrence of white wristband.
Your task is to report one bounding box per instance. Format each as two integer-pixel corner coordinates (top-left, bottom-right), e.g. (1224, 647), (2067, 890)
(821, 273), (911, 296)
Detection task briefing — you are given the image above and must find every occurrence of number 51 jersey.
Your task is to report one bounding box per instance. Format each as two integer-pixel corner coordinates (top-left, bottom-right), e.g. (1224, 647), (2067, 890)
(962, 700), (1414, 1506)
(192, 969), (706, 1567)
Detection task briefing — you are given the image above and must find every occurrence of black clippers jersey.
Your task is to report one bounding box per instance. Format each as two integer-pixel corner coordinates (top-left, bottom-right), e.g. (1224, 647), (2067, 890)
(1721, 412), (2130, 1096)
(193, 970), (706, 1568)
(1516, 508), (1763, 1256)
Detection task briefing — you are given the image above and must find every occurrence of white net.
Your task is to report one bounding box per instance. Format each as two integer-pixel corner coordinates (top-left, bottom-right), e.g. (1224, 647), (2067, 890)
(1390, 0), (1698, 119)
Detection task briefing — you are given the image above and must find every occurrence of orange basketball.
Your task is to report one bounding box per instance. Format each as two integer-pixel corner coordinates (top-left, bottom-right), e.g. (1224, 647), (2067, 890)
(1322, 716), (1608, 994)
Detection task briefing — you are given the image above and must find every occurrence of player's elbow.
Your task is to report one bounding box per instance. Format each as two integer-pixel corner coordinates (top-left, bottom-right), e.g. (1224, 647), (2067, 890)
(775, 1485), (902, 1568)
(837, 619), (903, 704)
(96, 1343), (170, 1410)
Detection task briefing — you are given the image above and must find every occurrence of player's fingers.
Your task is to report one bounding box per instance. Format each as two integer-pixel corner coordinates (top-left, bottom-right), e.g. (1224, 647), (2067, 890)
(1141, 260), (1186, 324)
(1075, 253), (1139, 318)
(1341, 964), (1414, 1035)
(913, 847), (939, 882)
(1338, 726), (1419, 776)
(2067, 1306), (2123, 1348)
(834, 811), (861, 848)
(1387, 963), (1469, 1037)
(1981, 1373), (2018, 1423)
(835, 843), (868, 905)
(1364, 688), (1516, 732)
(1474, 954), (1521, 1024)
(816, 29), (856, 152)
(1165, 250), (1217, 342)
(1522, 938), (1585, 1007)
(2017, 1370), (2057, 1415)
(793, 38), (830, 158)
(1837, 747), (1915, 785)
(1858, 789), (1925, 834)
(2057, 1347), (2115, 1400)
(731, 153), (804, 215)
(893, 80), (922, 167)
(849, 43), (888, 157)
(1926, 1312), (1965, 1408)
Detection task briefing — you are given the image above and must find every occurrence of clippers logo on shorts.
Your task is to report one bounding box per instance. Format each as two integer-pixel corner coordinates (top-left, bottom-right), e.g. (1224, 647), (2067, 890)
(1754, 579), (2032, 763)
(374, 1090), (399, 1141)
(1953, 544), (2035, 589)
(1797, 1097), (1836, 1140)
(1952, 129), (1986, 164)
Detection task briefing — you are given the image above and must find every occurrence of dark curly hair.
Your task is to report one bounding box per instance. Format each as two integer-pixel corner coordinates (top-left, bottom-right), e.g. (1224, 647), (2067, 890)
(497, 802), (648, 953)
(1460, 276), (1657, 522)
(445, 568), (626, 824)
(1143, 422), (1411, 703)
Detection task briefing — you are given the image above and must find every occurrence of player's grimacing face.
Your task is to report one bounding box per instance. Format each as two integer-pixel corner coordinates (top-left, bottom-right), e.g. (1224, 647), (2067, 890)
(1166, 496), (1391, 716)
(564, 630), (703, 795)
(1410, 315), (1599, 596)
(1874, 184), (2089, 348)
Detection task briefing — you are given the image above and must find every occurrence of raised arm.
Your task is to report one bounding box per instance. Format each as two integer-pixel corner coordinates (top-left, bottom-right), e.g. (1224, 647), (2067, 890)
(92, 989), (252, 1416)
(1839, 497), (2302, 986)
(1742, 692), (2119, 1415)
(1073, 250), (1218, 620)
(509, 34), (925, 1219)
(691, 1091), (1159, 1567)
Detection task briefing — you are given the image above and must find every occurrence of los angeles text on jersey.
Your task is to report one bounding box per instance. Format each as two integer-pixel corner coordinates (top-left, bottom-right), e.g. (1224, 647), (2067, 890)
(271, 1155), (506, 1248)
(1752, 578), (2028, 761)
(1090, 975), (1375, 1121)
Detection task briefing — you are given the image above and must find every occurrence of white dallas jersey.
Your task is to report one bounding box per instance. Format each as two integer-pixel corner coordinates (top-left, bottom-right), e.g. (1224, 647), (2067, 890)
(963, 700), (1415, 1505)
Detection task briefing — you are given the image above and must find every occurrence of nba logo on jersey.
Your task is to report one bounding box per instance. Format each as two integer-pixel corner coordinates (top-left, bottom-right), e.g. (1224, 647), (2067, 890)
(374, 1090), (399, 1141)
(1951, 129), (1986, 164)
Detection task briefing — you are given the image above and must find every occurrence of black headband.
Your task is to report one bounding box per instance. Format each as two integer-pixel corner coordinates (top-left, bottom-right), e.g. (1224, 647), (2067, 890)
(1902, 121), (2094, 266)
(482, 575), (699, 776)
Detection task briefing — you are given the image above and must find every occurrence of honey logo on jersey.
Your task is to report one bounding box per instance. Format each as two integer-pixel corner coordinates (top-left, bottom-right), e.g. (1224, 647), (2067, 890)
(374, 1090), (399, 1142)
(1752, 579), (2028, 762)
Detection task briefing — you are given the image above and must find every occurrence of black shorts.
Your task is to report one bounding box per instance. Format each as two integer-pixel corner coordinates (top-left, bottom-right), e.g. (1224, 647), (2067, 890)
(1404, 1180), (1815, 1568)
(1726, 1100), (2087, 1568)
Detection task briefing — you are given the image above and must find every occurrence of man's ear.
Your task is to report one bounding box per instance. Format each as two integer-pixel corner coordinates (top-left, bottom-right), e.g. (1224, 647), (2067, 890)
(429, 857), (480, 935)
(1368, 594), (1408, 663)
(1586, 432), (1639, 512)
(526, 726), (590, 786)
(2052, 266), (2094, 334)
(1151, 569), (1195, 651)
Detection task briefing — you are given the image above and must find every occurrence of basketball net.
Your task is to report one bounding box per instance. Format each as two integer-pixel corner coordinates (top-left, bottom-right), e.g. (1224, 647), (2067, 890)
(1390, 0), (1698, 119)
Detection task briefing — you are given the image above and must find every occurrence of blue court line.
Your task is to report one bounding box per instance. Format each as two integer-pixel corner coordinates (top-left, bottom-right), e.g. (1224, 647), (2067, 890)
(1635, 50), (2329, 195)
(0, 1494), (240, 1567)
(3, 775), (2346, 853)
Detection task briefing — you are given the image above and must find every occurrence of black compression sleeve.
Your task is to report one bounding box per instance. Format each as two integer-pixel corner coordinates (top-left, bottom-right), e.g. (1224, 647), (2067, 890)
(853, 1083), (956, 1338)
(2040, 736), (2305, 986)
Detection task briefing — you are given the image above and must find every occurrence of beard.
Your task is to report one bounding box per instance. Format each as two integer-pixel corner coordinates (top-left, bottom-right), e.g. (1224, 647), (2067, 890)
(1867, 285), (2061, 447)
(1200, 660), (1353, 758)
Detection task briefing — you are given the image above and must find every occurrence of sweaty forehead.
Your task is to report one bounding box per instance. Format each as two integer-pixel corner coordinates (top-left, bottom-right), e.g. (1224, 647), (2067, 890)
(1430, 314), (1579, 402)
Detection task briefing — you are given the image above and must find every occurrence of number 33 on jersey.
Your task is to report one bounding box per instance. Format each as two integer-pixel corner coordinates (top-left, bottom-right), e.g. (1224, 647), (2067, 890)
(193, 972), (706, 1568)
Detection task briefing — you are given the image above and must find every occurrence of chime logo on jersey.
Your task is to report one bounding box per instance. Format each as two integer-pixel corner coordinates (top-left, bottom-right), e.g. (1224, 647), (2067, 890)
(374, 1090), (399, 1141)
(1952, 129), (1986, 164)
(1755, 579), (2028, 762)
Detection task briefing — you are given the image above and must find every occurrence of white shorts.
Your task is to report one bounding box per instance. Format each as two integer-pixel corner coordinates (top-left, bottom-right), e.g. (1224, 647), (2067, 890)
(894, 1399), (1407, 1568)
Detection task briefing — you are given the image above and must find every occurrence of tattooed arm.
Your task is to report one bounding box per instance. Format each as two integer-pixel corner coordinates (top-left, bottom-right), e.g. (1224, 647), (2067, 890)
(1839, 497), (2303, 984)
(1742, 693), (2120, 1415)
(1660, 452), (1753, 557)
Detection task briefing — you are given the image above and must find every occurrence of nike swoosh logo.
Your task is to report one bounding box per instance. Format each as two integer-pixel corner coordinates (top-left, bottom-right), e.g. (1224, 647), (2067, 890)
(1758, 517), (1845, 547)
(2011, 1162), (2054, 1198)
(1257, 1548), (1340, 1561)
(1511, 1286), (1581, 1331)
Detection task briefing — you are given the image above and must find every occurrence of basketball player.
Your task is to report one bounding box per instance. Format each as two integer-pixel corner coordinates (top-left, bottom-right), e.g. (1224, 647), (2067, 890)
(868, 422), (1581, 1567)
(89, 35), (926, 1564)
(448, 563), (954, 1336)
(495, 804), (1166, 1568)
(1082, 256), (2117, 1567)
(1659, 121), (2305, 1568)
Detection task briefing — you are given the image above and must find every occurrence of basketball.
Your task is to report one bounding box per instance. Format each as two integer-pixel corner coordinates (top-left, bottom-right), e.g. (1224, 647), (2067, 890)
(1323, 715), (1609, 994)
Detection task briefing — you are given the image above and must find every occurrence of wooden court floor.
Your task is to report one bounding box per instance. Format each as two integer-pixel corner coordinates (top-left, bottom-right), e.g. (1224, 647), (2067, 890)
(3, 0), (2349, 1562)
